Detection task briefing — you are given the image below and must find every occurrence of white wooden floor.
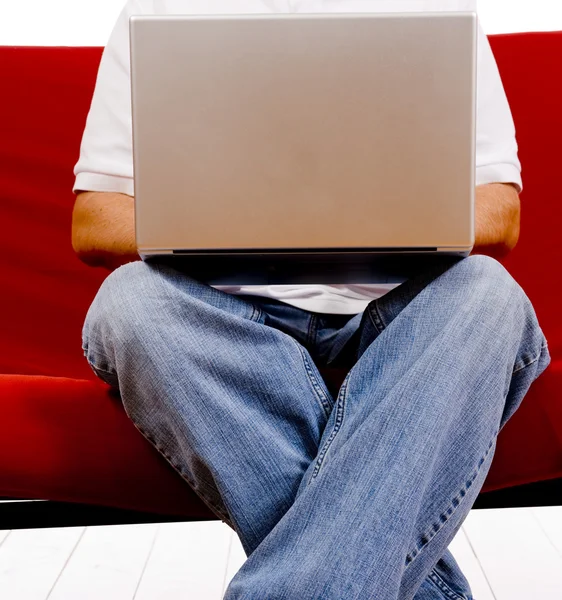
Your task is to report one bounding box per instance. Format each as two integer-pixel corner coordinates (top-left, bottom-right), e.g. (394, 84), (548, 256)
(1, 507), (561, 599)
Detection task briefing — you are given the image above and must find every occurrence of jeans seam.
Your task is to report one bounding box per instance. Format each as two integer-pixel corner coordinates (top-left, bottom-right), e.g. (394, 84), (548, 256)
(512, 342), (549, 374)
(294, 341), (333, 418)
(87, 360), (116, 377)
(309, 370), (351, 481)
(405, 427), (498, 569)
(428, 568), (470, 600)
(88, 359), (233, 525)
(307, 313), (318, 348)
(249, 304), (263, 323)
(368, 301), (387, 335)
(82, 339), (118, 377)
(133, 422), (234, 527)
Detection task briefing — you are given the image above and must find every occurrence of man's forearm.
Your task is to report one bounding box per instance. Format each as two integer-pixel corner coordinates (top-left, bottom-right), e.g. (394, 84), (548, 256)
(72, 183), (520, 270)
(72, 191), (139, 270)
(472, 183), (521, 259)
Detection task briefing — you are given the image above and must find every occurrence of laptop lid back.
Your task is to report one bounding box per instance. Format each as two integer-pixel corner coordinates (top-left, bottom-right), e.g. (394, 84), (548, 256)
(130, 13), (476, 256)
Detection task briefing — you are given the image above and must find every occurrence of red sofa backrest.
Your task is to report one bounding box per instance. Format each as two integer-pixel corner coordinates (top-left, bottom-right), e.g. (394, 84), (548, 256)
(0, 34), (561, 378)
(1, 47), (106, 379)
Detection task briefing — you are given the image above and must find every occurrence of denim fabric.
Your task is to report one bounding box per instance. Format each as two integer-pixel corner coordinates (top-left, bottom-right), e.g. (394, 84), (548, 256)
(82, 255), (550, 600)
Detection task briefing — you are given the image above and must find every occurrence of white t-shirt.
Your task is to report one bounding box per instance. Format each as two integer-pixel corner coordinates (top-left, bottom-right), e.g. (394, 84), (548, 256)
(73, 0), (523, 315)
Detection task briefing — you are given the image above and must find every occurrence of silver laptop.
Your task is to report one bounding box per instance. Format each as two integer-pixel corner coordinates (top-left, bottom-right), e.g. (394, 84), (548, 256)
(130, 12), (477, 284)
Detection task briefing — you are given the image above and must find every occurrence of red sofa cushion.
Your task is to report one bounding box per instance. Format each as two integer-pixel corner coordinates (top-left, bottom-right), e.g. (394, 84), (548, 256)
(0, 366), (559, 517)
(0, 33), (560, 512)
(0, 374), (213, 517)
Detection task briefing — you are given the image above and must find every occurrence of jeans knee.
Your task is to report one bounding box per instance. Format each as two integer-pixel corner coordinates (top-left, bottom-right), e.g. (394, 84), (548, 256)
(82, 261), (158, 358)
(454, 255), (522, 303)
(459, 254), (512, 283)
(451, 256), (547, 355)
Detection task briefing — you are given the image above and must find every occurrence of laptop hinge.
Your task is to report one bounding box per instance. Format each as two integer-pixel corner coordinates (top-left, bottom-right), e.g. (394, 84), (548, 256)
(171, 247), (438, 255)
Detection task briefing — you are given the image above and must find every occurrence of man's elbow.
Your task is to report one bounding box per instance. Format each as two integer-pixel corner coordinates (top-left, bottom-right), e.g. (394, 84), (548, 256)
(71, 204), (96, 265)
(471, 184), (521, 260)
(71, 191), (139, 270)
(73, 245), (106, 268)
(505, 191), (521, 252)
(71, 201), (113, 268)
(72, 238), (105, 268)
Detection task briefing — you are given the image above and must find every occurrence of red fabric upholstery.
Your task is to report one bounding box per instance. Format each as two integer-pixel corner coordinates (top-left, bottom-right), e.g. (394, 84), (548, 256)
(0, 375), (211, 517)
(0, 34), (560, 514)
(0, 47), (106, 380)
(491, 33), (562, 362)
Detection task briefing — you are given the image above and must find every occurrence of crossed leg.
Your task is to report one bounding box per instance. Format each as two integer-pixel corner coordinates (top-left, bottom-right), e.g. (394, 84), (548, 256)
(83, 255), (550, 599)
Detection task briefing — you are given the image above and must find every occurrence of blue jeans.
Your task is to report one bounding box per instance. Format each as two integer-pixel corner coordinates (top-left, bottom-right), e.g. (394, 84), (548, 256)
(83, 255), (550, 600)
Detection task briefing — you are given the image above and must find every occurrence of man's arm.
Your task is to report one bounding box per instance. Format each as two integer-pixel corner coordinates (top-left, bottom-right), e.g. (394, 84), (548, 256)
(72, 183), (520, 270)
(472, 182), (521, 259)
(72, 191), (138, 270)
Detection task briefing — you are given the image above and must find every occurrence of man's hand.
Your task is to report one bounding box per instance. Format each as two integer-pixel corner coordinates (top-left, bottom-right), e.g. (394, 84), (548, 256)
(472, 183), (521, 259)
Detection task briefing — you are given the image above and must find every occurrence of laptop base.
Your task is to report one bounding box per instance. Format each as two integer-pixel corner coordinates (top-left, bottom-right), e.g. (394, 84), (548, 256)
(144, 251), (466, 285)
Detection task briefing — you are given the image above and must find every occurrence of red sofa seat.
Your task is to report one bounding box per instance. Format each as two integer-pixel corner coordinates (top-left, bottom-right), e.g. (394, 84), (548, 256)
(0, 33), (561, 516)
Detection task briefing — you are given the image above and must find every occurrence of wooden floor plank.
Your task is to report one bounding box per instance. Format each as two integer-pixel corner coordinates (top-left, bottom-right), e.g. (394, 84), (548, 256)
(1, 506), (560, 599)
(531, 506), (562, 558)
(48, 524), (158, 600)
(220, 521), (499, 597)
(463, 507), (562, 599)
(449, 525), (496, 600)
(222, 532), (247, 594)
(134, 521), (231, 600)
(0, 527), (84, 600)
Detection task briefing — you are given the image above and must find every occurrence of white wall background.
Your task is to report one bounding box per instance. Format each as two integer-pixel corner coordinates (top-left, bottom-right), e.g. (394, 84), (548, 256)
(1, 0), (562, 45)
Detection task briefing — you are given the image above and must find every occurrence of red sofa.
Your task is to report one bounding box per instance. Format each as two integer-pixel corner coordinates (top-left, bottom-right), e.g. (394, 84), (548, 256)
(1, 32), (561, 522)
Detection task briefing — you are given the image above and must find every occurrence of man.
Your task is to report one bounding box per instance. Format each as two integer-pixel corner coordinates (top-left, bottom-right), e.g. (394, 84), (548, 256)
(72, 1), (550, 598)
